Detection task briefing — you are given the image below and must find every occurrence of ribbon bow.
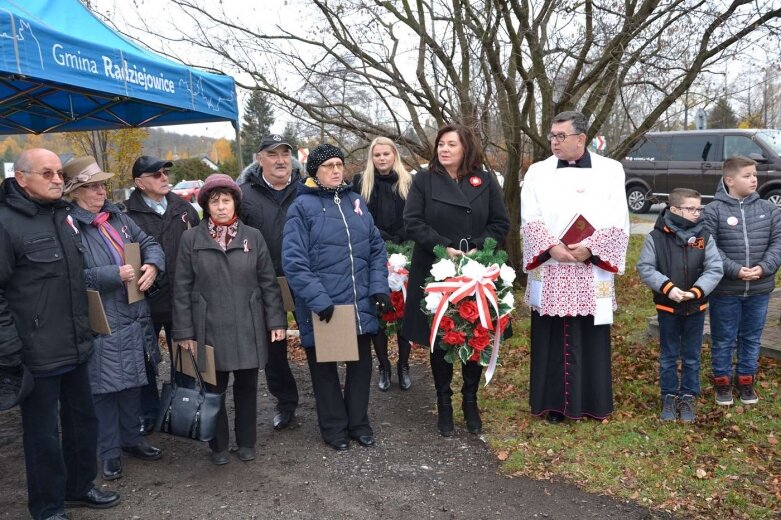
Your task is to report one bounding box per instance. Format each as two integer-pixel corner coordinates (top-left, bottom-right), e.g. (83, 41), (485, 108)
(387, 262), (409, 300)
(424, 263), (505, 384)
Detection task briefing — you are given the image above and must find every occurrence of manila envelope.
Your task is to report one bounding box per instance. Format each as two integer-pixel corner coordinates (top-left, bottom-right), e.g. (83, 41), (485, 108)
(172, 343), (217, 386)
(124, 242), (145, 304)
(86, 290), (111, 335)
(276, 276), (295, 312)
(313, 305), (359, 362)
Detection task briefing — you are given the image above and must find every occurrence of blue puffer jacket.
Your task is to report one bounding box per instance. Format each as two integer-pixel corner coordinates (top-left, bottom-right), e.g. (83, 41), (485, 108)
(69, 202), (165, 394)
(701, 179), (781, 296)
(282, 178), (388, 348)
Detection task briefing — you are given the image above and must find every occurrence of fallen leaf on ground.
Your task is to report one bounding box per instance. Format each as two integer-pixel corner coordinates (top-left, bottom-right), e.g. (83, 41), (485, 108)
(497, 450), (509, 461)
(696, 468), (707, 479)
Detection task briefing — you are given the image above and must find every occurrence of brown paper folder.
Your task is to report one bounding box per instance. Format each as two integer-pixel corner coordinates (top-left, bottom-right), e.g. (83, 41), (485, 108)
(313, 305), (359, 362)
(124, 242), (144, 304)
(276, 276), (295, 312)
(86, 290), (111, 335)
(172, 343), (217, 385)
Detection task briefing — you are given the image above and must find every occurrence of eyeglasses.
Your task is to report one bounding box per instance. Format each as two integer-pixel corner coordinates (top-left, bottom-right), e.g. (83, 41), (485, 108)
(674, 206), (705, 214)
(319, 161), (344, 172)
(141, 170), (169, 179)
(83, 182), (107, 192)
(20, 169), (65, 180)
(546, 133), (581, 143)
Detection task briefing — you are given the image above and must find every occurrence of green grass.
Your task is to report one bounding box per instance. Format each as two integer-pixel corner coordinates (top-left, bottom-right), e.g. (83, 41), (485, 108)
(481, 235), (781, 518)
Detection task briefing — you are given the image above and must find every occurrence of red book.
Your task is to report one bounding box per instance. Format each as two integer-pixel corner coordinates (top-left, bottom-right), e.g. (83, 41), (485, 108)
(559, 214), (595, 245)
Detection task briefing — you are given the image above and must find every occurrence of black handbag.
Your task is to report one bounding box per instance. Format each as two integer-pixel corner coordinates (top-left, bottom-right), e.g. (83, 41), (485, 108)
(155, 348), (224, 442)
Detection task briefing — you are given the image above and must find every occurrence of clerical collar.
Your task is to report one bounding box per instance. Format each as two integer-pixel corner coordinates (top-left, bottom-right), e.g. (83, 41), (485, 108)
(556, 150), (592, 169)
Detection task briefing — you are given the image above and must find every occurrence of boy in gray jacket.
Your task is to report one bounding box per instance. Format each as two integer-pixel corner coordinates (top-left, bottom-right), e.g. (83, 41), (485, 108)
(638, 188), (723, 422)
(701, 156), (781, 406)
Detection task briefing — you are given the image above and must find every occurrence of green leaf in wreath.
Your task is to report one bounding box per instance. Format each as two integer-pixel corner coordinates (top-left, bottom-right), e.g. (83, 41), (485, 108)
(458, 345), (470, 364)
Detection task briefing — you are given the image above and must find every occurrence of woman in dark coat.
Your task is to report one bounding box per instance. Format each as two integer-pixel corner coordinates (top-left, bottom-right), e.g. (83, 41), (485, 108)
(63, 156), (165, 482)
(353, 136), (414, 391)
(173, 174), (287, 465)
(282, 144), (390, 451)
(401, 124), (510, 437)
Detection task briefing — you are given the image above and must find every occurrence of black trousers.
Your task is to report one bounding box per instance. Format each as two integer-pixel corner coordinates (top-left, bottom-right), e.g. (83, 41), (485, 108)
(20, 362), (98, 520)
(93, 387), (142, 460)
(205, 369), (258, 453)
(430, 344), (483, 399)
(264, 338), (299, 413)
(305, 335), (373, 443)
(371, 330), (411, 366)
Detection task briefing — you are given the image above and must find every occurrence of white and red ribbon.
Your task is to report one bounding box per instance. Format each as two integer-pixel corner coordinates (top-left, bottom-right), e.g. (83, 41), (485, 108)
(424, 263), (501, 350)
(387, 262), (409, 301)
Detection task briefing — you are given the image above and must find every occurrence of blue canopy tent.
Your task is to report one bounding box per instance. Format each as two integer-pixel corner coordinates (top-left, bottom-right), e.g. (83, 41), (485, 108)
(0, 0), (238, 135)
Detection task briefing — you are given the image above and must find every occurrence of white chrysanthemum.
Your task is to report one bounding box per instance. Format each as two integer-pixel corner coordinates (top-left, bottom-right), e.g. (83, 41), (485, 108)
(460, 258), (487, 281)
(388, 253), (408, 270)
(388, 272), (406, 292)
(425, 292), (443, 312)
(501, 291), (515, 309)
(499, 263), (517, 286)
(430, 258), (456, 281)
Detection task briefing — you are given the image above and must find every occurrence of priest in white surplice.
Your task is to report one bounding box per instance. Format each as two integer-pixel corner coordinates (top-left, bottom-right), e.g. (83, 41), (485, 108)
(521, 111), (630, 424)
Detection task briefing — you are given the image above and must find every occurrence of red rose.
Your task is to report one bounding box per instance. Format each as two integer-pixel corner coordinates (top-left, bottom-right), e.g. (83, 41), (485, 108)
(499, 315), (510, 331)
(443, 330), (466, 345)
(439, 316), (455, 332)
(468, 331), (490, 351)
(458, 301), (480, 323)
(390, 291), (405, 311)
(469, 350), (481, 362)
(382, 311), (397, 322)
(473, 325), (490, 337)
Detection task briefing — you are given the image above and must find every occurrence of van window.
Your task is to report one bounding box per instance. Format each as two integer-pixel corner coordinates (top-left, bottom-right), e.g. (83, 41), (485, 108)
(757, 130), (781, 156)
(670, 135), (716, 161)
(724, 135), (764, 159)
(626, 136), (671, 161)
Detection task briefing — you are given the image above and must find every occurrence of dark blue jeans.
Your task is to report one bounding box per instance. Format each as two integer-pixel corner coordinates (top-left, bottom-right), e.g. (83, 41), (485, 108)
(20, 362), (98, 519)
(657, 311), (706, 397)
(708, 293), (770, 378)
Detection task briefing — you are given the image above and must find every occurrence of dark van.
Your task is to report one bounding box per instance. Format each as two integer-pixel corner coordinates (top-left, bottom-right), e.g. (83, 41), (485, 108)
(622, 129), (781, 213)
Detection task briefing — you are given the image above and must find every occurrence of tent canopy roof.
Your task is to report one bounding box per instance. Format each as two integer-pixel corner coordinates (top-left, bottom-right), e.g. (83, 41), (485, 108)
(0, 0), (238, 135)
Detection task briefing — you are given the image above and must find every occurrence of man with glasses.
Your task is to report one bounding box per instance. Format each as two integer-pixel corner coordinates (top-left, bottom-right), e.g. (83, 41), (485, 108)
(239, 134), (300, 431)
(521, 111), (630, 424)
(124, 156), (200, 434)
(0, 148), (120, 519)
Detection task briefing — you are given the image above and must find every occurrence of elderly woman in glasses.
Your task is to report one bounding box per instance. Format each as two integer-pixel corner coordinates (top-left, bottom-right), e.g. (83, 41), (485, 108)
(282, 144), (390, 451)
(63, 156), (165, 482)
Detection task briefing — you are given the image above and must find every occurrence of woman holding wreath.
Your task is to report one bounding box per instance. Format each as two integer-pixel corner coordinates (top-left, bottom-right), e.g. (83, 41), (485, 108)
(401, 124), (510, 436)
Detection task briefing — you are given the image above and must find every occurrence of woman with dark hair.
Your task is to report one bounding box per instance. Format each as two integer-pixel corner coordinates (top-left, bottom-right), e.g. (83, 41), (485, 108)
(402, 124), (510, 436)
(353, 136), (414, 391)
(173, 173), (286, 465)
(282, 143), (390, 451)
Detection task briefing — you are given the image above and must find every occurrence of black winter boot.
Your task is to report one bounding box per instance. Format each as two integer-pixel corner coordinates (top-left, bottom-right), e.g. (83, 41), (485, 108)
(462, 399), (482, 434)
(437, 395), (454, 437)
(397, 336), (412, 390)
(374, 332), (391, 391)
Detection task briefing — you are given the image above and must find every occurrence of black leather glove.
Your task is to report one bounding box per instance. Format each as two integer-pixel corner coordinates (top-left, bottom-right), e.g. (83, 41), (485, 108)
(372, 293), (393, 313)
(317, 305), (335, 323)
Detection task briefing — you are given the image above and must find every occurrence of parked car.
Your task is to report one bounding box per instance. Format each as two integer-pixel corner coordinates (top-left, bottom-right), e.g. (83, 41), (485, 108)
(622, 129), (781, 213)
(172, 179), (204, 203)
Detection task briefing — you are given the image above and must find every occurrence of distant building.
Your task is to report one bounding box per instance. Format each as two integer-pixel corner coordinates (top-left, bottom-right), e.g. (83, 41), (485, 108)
(201, 157), (219, 171)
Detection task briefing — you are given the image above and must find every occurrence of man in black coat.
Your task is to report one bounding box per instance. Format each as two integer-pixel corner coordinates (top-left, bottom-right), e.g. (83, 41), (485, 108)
(240, 134), (300, 430)
(0, 149), (120, 519)
(124, 156), (200, 434)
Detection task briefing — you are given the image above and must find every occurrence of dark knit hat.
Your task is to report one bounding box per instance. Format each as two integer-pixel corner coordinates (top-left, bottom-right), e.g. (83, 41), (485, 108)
(197, 173), (242, 208)
(306, 144), (345, 176)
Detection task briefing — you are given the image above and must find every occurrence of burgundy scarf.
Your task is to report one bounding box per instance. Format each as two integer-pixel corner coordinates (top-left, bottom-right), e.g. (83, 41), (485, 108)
(208, 215), (239, 251)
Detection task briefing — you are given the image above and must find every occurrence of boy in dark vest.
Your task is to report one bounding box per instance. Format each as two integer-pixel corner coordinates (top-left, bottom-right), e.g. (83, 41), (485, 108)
(638, 188), (723, 422)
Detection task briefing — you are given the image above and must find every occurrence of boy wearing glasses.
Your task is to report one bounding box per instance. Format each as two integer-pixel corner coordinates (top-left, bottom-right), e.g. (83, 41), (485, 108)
(638, 188), (723, 422)
(700, 156), (781, 406)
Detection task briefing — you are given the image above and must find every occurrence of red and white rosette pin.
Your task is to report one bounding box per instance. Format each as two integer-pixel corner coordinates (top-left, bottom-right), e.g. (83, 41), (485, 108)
(469, 176), (482, 187)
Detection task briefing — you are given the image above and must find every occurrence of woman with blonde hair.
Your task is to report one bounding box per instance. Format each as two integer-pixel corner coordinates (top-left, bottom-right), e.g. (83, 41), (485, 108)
(353, 136), (414, 391)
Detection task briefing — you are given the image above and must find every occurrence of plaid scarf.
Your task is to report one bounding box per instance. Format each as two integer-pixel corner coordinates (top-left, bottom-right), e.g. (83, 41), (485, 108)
(208, 215), (239, 251)
(91, 212), (125, 265)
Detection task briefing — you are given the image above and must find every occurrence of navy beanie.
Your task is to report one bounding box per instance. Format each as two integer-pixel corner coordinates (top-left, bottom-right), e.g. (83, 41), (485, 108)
(306, 144), (345, 176)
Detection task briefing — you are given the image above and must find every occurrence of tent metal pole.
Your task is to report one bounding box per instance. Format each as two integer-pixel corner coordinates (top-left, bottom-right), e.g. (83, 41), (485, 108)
(235, 121), (243, 172)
